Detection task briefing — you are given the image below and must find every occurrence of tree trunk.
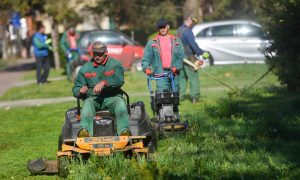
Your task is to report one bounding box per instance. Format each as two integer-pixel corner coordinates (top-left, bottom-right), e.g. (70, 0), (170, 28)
(50, 17), (60, 70)
(184, 0), (203, 22)
(0, 11), (8, 60)
(1, 25), (8, 59)
(15, 28), (22, 57)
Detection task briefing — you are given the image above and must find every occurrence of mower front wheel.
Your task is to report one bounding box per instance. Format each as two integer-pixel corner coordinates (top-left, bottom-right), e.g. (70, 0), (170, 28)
(58, 135), (63, 151)
(57, 156), (69, 177)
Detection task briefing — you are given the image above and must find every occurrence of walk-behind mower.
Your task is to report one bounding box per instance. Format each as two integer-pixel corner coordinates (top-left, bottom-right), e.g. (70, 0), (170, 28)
(147, 72), (188, 136)
(28, 88), (156, 177)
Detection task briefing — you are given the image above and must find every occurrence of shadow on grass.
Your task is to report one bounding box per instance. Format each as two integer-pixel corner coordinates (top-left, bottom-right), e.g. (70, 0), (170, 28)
(65, 86), (300, 179)
(3, 61), (35, 72)
(203, 86), (300, 178)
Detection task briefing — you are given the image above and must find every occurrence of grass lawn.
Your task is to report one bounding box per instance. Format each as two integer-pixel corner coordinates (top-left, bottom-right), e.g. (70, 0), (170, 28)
(1, 64), (299, 179)
(22, 68), (66, 81)
(0, 64), (277, 101)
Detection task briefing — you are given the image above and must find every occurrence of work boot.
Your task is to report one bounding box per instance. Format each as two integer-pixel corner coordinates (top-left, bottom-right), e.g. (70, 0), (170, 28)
(192, 98), (199, 104)
(180, 95), (189, 101)
(120, 129), (132, 136)
(77, 128), (90, 138)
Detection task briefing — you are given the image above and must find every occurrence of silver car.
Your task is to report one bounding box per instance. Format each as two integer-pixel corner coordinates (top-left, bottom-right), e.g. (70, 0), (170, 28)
(193, 20), (270, 65)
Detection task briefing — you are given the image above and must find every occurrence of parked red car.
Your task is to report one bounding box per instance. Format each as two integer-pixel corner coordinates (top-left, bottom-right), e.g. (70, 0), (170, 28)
(78, 30), (144, 70)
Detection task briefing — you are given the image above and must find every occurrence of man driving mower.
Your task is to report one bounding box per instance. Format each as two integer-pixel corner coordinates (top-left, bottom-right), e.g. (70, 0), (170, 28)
(72, 41), (132, 137)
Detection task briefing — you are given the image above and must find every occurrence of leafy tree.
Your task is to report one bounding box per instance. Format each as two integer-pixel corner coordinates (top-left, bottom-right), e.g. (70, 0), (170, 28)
(203, 0), (264, 21)
(88, 0), (184, 34)
(262, 0), (300, 91)
(0, 1), (11, 59)
(0, 0), (82, 68)
(0, 0), (39, 59)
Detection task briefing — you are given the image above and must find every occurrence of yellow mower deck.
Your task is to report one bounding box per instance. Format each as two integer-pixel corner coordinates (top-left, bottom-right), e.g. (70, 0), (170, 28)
(28, 136), (149, 176)
(57, 136), (149, 157)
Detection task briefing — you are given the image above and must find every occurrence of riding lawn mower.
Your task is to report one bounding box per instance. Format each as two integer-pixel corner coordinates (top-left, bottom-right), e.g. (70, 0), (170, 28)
(28, 88), (156, 177)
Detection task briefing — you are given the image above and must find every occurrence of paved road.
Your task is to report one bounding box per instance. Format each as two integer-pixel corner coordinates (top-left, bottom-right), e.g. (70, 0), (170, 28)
(0, 58), (149, 109)
(0, 58), (68, 109)
(0, 92), (149, 109)
(0, 96), (74, 109)
(0, 58), (36, 96)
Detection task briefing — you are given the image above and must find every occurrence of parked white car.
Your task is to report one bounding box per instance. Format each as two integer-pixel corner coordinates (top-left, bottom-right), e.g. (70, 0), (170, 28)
(193, 20), (270, 65)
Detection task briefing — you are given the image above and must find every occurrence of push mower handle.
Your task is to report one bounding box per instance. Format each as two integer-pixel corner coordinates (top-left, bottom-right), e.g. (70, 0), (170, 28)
(147, 72), (169, 80)
(67, 48), (80, 53)
(147, 72), (175, 92)
(66, 48), (81, 62)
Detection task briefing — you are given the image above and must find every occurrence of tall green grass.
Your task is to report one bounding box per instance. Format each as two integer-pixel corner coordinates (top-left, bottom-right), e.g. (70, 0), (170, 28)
(65, 87), (299, 179)
(0, 102), (73, 179)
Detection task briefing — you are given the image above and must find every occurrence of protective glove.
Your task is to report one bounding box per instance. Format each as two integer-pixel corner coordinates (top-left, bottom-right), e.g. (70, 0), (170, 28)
(202, 52), (210, 59)
(145, 68), (153, 76)
(171, 67), (178, 76)
(44, 38), (52, 51)
(45, 38), (52, 45)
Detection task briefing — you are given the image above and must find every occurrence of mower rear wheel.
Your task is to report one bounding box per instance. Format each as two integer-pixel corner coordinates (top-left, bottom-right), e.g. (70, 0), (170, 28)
(146, 133), (157, 153)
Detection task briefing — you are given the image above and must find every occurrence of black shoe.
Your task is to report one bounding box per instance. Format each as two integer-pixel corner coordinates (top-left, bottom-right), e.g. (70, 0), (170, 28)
(43, 80), (51, 84)
(120, 129), (132, 136)
(78, 128), (90, 137)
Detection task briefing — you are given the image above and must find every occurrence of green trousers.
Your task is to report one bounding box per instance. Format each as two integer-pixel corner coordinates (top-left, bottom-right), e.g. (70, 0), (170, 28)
(66, 52), (80, 81)
(66, 62), (72, 82)
(80, 96), (130, 136)
(180, 64), (200, 99)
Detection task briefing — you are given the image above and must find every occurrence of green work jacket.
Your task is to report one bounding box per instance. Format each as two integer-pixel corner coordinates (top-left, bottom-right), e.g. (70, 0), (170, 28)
(59, 30), (81, 53)
(141, 34), (185, 73)
(72, 57), (125, 98)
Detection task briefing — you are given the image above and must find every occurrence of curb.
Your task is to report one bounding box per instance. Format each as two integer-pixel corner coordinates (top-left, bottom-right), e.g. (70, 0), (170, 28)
(0, 92), (148, 109)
